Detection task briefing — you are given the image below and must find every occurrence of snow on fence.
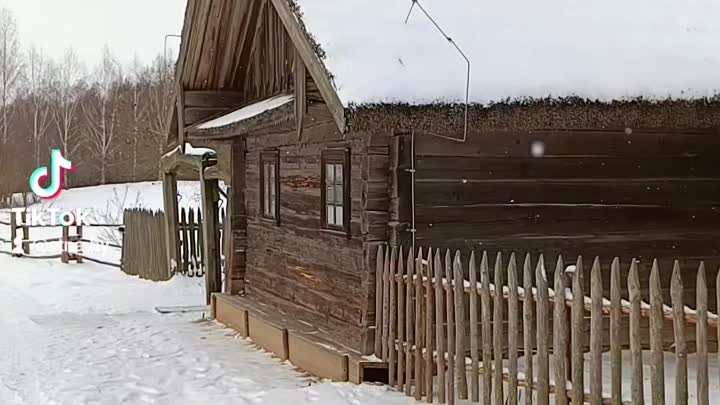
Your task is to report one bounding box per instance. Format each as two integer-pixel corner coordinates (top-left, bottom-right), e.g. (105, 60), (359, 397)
(375, 246), (718, 405)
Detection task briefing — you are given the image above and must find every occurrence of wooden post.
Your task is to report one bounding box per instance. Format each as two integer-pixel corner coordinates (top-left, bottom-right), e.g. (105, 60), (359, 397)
(649, 260), (665, 405)
(181, 208), (189, 274)
(536, 255), (550, 405)
(553, 255), (568, 405)
(493, 252), (504, 405)
(589, 258), (602, 405)
(469, 251), (479, 403)
(10, 212), (16, 253)
(696, 262), (709, 405)
(609, 258), (622, 405)
(453, 251), (467, 400)
(162, 170), (180, 276)
(415, 248), (425, 400)
(571, 256), (585, 405)
(75, 225), (84, 264)
(61, 225), (69, 263)
(388, 246), (398, 386)
(374, 245), (384, 357)
(628, 259), (645, 405)
(405, 248), (415, 397)
(424, 249), (434, 403)
(480, 251), (492, 405)
(222, 191), (233, 293)
(434, 249), (446, 404)
(507, 253), (519, 405)
(21, 210), (29, 254)
(522, 253), (534, 405)
(671, 261), (688, 405)
(397, 246), (406, 392)
(382, 247), (391, 361)
(444, 250), (455, 405)
(200, 175), (221, 305)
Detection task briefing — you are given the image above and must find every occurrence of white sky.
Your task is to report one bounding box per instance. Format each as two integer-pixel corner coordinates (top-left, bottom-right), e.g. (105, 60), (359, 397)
(0, 0), (187, 69)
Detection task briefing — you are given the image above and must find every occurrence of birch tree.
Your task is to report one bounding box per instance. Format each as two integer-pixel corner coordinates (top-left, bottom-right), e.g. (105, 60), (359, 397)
(51, 48), (85, 187)
(0, 8), (22, 145)
(27, 45), (53, 167)
(82, 46), (122, 184)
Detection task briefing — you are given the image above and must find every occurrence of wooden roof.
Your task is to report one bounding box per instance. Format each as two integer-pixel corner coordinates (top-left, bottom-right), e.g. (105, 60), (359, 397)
(177, 0), (263, 92)
(170, 0), (345, 143)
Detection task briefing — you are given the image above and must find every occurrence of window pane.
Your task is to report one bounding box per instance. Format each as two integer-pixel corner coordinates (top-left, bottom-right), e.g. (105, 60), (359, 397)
(326, 185), (335, 203)
(335, 184), (343, 204)
(326, 164), (334, 183)
(335, 206), (343, 226)
(335, 164), (343, 184)
(263, 184), (269, 215)
(327, 205), (335, 225)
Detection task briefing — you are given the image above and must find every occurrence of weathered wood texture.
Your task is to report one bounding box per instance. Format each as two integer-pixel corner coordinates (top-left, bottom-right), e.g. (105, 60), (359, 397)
(122, 208), (170, 282)
(376, 248), (719, 405)
(242, 101), (389, 353)
(179, 0), (296, 101)
(407, 129), (720, 308)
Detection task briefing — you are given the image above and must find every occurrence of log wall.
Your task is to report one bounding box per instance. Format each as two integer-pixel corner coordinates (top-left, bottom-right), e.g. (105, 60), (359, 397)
(242, 103), (390, 353)
(407, 128), (720, 304)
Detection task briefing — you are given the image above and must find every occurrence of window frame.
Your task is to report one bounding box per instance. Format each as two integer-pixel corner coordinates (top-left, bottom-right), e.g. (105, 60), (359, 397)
(321, 148), (351, 235)
(259, 150), (280, 224)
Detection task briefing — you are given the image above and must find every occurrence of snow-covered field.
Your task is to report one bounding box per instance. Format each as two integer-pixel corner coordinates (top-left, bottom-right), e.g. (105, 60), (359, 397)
(0, 183), (411, 405)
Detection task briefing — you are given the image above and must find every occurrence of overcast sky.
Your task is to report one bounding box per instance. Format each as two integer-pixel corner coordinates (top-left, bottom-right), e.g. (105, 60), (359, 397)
(0, 0), (187, 69)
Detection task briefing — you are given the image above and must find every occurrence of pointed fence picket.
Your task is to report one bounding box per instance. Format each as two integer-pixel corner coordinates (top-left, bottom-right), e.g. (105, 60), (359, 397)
(176, 206), (226, 278)
(374, 246), (720, 405)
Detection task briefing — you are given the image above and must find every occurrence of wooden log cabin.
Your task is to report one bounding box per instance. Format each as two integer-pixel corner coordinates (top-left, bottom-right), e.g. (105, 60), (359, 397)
(165, 0), (720, 379)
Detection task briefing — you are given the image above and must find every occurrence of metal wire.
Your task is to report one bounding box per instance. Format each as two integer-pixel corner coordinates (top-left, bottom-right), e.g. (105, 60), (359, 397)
(405, 0), (470, 143)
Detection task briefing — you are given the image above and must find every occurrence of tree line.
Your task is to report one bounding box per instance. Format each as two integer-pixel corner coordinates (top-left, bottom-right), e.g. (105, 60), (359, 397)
(0, 8), (176, 200)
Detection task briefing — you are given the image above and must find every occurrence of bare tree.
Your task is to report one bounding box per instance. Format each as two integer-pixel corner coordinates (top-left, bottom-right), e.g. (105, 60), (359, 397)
(129, 55), (149, 181)
(27, 45), (53, 167)
(82, 46), (123, 184)
(0, 8), (22, 145)
(51, 48), (85, 187)
(146, 54), (175, 170)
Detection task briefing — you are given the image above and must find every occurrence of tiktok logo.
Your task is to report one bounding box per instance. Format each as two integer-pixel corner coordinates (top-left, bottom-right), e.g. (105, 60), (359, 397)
(29, 149), (73, 200)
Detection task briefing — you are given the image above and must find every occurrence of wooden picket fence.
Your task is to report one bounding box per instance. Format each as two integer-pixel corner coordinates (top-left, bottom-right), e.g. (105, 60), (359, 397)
(177, 206), (226, 278)
(375, 246), (718, 405)
(122, 208), (169, 281)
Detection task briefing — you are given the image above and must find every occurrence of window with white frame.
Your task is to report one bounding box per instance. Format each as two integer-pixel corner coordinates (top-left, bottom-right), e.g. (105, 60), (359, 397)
(321, 149), (350, 233)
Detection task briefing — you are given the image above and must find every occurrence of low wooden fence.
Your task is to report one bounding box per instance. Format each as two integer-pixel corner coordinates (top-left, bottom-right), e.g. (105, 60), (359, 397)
(375, 246), (718, 405)
(177, 206), (226, 278)
(121, 209), (169, 281)
(0, 213), (122, 266)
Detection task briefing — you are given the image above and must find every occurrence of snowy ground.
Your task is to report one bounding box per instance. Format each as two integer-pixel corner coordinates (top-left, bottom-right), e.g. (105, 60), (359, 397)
(0, 183), (411, 405)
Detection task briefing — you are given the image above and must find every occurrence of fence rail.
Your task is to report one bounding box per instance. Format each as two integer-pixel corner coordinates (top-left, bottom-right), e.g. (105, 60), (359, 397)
(375, 246), (718, 405)
(0, 213), (122, 268)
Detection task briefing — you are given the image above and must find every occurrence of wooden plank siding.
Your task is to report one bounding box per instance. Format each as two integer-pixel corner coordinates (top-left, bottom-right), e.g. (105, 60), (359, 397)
(242, 100), (390, 353)
(407, 129), (720, 306)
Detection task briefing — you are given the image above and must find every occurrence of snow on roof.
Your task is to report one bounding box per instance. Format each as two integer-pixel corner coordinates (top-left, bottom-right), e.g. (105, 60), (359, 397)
(196, 94), (294, 130)
(293, 0), (720, 106)
(184, 143), (216, 157)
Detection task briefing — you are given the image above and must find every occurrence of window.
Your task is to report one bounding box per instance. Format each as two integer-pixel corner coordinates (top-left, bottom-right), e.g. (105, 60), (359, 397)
(321, 148), (350, 233)
(260, 151), (280, 222)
